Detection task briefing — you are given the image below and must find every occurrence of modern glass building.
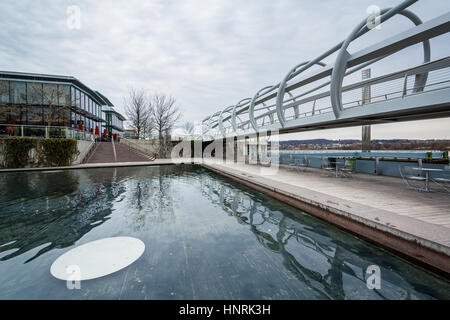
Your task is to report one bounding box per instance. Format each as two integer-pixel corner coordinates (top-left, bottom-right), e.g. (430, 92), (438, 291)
(0, 71), (125, 139)
(96, 91), (126, 138)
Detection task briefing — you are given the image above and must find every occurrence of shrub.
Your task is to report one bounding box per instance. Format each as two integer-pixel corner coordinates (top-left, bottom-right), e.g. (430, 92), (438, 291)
(38, 138), (79, 167)
(0, 137), (37, 168)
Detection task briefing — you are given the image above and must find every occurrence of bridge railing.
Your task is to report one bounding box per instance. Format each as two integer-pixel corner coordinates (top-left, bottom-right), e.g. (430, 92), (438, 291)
(0, 124), (95, 141)
(203, 1), (450, 140)
(232, 58), (450, 130)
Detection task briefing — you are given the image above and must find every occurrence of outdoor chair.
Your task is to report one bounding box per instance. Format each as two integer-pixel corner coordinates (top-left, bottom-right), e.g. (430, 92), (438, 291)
(294, 157), (309, 172)
(321, 157), (335, 176)
(339, 158), (355, 178)
(287, 155), (297, 169)
(399, 165), (427, 191)
(431, 170), (450, 192)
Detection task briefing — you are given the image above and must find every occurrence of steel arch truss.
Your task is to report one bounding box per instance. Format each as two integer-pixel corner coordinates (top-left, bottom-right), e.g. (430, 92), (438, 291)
(202, 0), (450, 140)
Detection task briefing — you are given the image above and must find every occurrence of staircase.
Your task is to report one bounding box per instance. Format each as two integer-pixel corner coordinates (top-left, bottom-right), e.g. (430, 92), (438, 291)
(86, 141), (151, 163)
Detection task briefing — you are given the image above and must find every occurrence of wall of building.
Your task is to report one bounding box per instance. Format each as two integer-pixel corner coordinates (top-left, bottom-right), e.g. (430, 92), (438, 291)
(0, 78), (104, 137)
(73, 140), (95, 164)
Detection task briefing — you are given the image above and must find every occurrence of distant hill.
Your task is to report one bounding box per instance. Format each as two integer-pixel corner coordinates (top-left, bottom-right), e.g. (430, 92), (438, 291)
(278, 139), (448, 145)
(279, 139), (359, 145)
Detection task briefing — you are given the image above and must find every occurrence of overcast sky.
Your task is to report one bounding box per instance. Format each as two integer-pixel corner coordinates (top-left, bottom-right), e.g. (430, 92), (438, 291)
(0, 0), (449, 139)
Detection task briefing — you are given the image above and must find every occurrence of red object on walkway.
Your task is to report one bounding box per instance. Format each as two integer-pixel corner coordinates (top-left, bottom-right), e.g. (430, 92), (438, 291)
(95, 126), (99, 136)
(78, 122), (83, 132)
(6, 122), (13, 135)
(103, 129), (107, 138)
(90, 128), (93, 134)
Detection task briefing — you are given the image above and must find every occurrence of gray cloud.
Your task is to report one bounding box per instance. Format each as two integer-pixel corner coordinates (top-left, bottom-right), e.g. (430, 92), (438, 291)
(0, 0), (449, 139)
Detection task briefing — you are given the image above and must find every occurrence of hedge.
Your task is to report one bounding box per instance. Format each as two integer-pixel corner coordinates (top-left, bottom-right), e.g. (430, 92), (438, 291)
(0, 137), (79, 168)
(0, 137), (36, 168)
(38, 138), (79, 167)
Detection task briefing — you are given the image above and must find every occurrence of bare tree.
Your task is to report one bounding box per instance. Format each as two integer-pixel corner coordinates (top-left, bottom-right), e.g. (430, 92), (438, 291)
(148, 94), (181, 158)
(28, 83), (72, 137)
(123, 88), (150, 139)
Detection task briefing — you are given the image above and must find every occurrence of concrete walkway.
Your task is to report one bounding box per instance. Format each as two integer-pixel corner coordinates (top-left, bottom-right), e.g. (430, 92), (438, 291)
(200, 160), (450, 274)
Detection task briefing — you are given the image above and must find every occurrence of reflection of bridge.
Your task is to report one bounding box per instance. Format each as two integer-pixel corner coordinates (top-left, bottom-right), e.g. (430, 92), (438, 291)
(199, 172), (448, 299)
(202, 0), (450, 141)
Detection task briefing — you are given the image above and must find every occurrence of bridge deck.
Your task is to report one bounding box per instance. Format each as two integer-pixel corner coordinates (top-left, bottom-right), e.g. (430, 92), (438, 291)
(200, 160), (450, 273)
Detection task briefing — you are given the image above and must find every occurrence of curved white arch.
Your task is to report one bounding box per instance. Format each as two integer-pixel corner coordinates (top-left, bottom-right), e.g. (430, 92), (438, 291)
(330, 8), (430, 118)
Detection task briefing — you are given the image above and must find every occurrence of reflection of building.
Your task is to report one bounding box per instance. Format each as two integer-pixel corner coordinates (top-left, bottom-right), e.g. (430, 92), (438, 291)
(0, 71), (121, 139)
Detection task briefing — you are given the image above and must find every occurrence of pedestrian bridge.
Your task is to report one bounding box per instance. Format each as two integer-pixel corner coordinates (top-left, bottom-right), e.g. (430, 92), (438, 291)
(202, 0), (450, 141)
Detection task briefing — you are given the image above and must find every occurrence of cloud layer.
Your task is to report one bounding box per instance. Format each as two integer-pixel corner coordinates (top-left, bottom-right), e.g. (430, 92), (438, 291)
(0, 0), (449, 139)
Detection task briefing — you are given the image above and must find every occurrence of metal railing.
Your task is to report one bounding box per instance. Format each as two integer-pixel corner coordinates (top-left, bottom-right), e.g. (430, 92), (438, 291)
(0, 124), (95, 141)
(202, 2), (450, 140)
(120, 138), (158, 158)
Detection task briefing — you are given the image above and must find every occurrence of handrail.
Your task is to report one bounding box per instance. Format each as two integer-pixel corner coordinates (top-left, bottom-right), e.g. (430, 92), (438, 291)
(203, 5), (450, 139)
(213, 58), (450, 131)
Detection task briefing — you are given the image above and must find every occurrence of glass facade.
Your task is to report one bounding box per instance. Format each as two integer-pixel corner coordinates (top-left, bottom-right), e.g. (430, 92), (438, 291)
(10, 81), (26, 104)
(0, 77), (114, 138)
(0, 80), (9, 103)
(102, 109), (125, 137)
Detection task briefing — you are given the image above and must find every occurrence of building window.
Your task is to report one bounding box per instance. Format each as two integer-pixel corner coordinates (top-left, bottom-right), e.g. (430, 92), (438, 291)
(81, 92), (85, 110)
(0, 80), (9, 103)
(76, 89), (81, 108)
(43, 83), (58, 105)
(9, 105), (23, 124)
(27, 106), (43, 125)
(71, 87), (76, 107)
(59, 85), (70, 106)
(27, 82), (43, 105)
(10, 81), (26, 104)
(61, 108), (70, 126)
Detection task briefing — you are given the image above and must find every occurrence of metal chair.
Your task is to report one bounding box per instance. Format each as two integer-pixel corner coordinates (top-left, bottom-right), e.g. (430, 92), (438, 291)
(339, 158), (355, 178)
(321, 157), (335, 176)
(287, 155), (297, 169)
(431, 170), (450, 192)
(399, 165), (427, 191)
(295, 156), (309, 172)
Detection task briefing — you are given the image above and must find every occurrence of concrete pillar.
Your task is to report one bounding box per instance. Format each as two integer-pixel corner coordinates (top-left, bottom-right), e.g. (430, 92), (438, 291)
(362, 68), (371, 152)
(256, 132), (260, 164)
(234, 136), (237, 163)
(362, 125), (371, 151)
(223, 138), (226, 161)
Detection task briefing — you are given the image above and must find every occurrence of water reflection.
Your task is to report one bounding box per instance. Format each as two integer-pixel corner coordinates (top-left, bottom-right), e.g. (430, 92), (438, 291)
(199, 170), (449, 300)
(0, 165), (448, 300)
(0, 165), (189, 262)
(0, 169), (126, 262)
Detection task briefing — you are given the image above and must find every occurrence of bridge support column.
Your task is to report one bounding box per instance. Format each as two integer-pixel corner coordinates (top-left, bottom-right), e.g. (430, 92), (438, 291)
(256, 132), (260, 165)
(222, 138), (227, 162)
(362, 125), (371, 152)
(361, 69), (372, 152)
(233, 136), (237, 163)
